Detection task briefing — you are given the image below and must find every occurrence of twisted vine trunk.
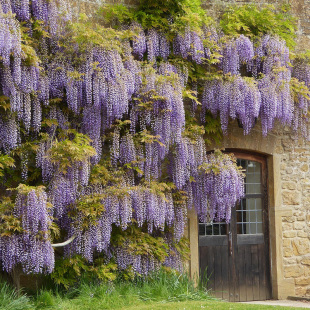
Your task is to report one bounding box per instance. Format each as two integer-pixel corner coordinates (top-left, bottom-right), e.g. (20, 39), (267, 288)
(9, 236), (75, 292)
(11, 265), (22, 295)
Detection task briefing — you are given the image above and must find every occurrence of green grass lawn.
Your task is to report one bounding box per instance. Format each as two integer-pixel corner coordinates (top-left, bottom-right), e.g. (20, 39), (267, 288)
(36, 298), (306, 310)
(106, 300), (305, 310)
(0, 271), (306, 310)
(33, 284), (306, 310)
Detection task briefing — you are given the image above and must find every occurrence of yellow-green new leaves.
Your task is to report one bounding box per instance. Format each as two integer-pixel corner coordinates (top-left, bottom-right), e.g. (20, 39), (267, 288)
(69, 193), (106, 229)
(51, 255), (117, 288)
(0, 197), (23, 237)
(199, 149), (244, 176)
(140, 129), (165, 147)
(112, 225), (169, 263)
(101, 0), (213, 36)
(220, 4), (297, 49)
(47, 132), (96, 173)
(0, 154), (15, 177)
(68, 14), (132, 53)
(291, 77), (310, 103)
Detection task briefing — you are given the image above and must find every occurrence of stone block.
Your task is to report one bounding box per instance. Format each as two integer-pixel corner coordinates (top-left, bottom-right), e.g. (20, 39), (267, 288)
(297, 216), (306, 221)
(296, 286), (307, 296)
(301, 257), (310, 266)
(283, 231), (297, 238)
(302, 184), (310, 191)
(286, 167), (294, 174)
(283, 216), (295, 223)
(294, 222), (305, 230)
(283, 247), (294, 257)
(293, 239), (310, 255)
(282, 182), (297, 190)
(275, 145), (284, 154)
(297, 231), (308, 238)
(283, 223), (293, 230)
(305, 268), (310, 277)
(295, 277), (310, 285)
(280, 163), (287, 170)
(295, 148), (308, 153)
(302, 196), (310, 205)
(284, 265), (304, 278)
(294, 211), (305, 217)
(283, 191), (301, 205)
(284, 258), (297, 265)
(301, 164), (309, 172)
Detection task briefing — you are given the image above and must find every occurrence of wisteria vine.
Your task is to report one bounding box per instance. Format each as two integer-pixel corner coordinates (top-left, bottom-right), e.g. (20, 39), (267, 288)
(0, 0), (308, 282)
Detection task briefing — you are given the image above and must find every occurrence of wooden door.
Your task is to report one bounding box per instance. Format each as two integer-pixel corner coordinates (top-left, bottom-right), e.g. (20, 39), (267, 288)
(199, 154), (271, 302)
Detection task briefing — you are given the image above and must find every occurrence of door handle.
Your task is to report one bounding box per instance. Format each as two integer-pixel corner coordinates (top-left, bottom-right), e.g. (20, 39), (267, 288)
(228, 231), (233, 256)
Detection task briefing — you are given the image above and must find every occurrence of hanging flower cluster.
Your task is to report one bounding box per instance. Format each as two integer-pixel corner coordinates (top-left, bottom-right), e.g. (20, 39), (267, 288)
(65, 186), (181, 263)
(201, 34), (310, 137)
(202, 76), (261, 134)
(0, 186), (54, 273)
(195, 152), (244, 223)
(220, 35), (254, 75)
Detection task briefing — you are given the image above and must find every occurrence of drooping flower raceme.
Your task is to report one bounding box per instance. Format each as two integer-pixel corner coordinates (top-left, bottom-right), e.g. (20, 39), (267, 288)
(0, 186), (54, 274)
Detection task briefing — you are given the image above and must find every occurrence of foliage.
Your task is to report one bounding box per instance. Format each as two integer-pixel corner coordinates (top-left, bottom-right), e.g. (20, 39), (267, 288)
(220, 4), (297, 49)
(112, 225), (169, 263)
(0, 281), (32, 310)
(291, 78), (310, 103)
(47, 131), (96, 173)
(0, 276), (303, 310)
(0, 197), (23, 237)
(0, 154), (14, 177)
(68, 14), (132, 52)
(100, 0), (213, 35)
(203, 112), (223, 145)
(51, 255), (117, 289)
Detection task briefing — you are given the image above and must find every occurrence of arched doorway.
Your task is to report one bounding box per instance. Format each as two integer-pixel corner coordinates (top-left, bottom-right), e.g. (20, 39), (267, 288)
(199, 152), (272, 301)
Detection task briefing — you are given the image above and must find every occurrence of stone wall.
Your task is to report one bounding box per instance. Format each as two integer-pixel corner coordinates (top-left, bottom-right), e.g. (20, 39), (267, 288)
(277, 132), (310, 296)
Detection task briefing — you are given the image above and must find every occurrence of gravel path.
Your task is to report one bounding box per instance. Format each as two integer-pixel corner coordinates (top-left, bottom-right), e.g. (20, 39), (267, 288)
(241, 300), (310, 308)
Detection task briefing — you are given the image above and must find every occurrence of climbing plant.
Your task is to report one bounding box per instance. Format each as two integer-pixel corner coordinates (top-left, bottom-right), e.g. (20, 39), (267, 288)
(0, 0), (308, 285)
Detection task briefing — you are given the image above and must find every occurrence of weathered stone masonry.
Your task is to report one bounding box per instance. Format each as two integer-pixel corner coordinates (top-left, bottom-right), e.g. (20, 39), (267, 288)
(278, 134), (310, 297)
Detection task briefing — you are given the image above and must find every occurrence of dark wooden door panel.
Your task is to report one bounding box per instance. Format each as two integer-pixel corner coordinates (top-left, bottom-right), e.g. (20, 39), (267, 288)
(199, 245), (230, 300)
(199, 154), (271, 302)
(245, 245), (254, 301)
(214, 247), (223, 298)
(251, 245), (260, 300)
(199, 246), (211, 288)
(220, 245), (229, 301)
(237, 245), (247, 302)
(200, 241), (270, 301)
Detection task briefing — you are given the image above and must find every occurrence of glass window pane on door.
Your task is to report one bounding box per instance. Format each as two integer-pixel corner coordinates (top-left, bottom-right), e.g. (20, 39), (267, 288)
(236, 159), (263, 235)
(199, 221), (227, 236)
(236, 198), (263, 234)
